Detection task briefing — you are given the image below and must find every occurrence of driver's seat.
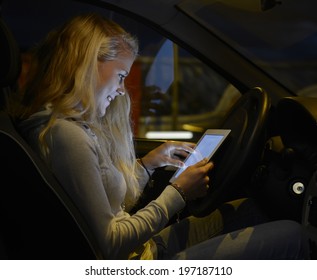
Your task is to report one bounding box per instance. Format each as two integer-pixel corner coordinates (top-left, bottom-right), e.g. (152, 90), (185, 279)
(0, 16), (102, 259)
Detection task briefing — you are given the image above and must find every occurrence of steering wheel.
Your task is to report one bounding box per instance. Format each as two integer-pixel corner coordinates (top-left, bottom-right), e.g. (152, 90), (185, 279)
(187, 87), (271, 217)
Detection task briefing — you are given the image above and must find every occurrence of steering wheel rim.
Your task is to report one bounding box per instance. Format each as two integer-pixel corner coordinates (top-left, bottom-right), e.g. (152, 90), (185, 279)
(187, 87), (271, 217)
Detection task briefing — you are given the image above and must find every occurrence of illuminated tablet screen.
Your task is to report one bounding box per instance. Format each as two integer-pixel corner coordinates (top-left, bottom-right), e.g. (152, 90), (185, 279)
(169, 129), (231, 183)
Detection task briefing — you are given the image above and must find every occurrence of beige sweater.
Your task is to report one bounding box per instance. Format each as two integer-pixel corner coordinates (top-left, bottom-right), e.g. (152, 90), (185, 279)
(20, 114), (185, 259)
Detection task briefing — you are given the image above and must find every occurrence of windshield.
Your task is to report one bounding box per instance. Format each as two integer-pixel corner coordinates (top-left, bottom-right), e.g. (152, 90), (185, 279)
(178, 0), (317, 96)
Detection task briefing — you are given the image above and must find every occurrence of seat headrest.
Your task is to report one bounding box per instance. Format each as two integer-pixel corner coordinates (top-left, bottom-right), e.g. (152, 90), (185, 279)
(0, 17), (21, 88)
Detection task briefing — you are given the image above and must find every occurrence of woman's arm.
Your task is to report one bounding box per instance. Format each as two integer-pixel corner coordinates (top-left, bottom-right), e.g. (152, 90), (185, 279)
(45, 120), (185, 259)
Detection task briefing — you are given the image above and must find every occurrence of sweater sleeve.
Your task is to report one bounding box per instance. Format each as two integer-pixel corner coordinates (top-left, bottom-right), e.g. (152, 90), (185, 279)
(45, 120), (185, 259)
(135, 160), (152, 190)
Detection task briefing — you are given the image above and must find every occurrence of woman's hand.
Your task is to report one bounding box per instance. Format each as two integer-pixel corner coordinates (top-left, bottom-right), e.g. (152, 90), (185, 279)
(173, 159), (214, 201)
(140, 141), (213, 201)
(141, 141), (195, 170)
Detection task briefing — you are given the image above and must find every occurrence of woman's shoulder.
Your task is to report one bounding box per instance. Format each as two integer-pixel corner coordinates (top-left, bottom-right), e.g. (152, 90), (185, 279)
(50, 119), (94, 147)
(44, 119), (100, 162)
(52, 119), (87, 135)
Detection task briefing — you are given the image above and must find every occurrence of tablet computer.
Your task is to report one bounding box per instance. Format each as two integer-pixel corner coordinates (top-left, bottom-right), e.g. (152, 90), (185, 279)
(169, 129), (231, 183)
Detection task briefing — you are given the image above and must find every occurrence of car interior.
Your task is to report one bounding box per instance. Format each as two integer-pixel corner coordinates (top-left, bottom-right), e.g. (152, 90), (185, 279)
(1, 0), (317, 260)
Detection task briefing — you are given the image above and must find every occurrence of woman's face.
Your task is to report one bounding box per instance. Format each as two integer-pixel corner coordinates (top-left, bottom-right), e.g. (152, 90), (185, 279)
(96, 54), (134, 117)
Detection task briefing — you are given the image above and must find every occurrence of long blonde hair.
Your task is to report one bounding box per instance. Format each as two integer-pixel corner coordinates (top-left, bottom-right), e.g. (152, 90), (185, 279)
(10, 13), (141, 207)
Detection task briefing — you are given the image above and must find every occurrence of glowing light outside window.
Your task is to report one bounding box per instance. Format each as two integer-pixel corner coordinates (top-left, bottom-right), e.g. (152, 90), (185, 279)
(145, 39), (174, 93)
(145, 131), (193, 139)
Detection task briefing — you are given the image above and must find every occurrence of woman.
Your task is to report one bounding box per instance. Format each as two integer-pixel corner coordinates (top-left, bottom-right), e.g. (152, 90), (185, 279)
(8, 13), (309, 260)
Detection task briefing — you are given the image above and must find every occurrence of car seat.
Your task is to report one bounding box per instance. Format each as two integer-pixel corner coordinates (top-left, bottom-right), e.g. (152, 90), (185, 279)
(0, 16), (102, 259)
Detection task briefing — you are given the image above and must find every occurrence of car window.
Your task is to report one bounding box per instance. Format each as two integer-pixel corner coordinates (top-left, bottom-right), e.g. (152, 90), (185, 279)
(120, 19), (240, 140)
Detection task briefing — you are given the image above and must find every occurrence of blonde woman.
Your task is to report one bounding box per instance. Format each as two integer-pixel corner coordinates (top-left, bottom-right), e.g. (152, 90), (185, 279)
(9, 13), (309, 260)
